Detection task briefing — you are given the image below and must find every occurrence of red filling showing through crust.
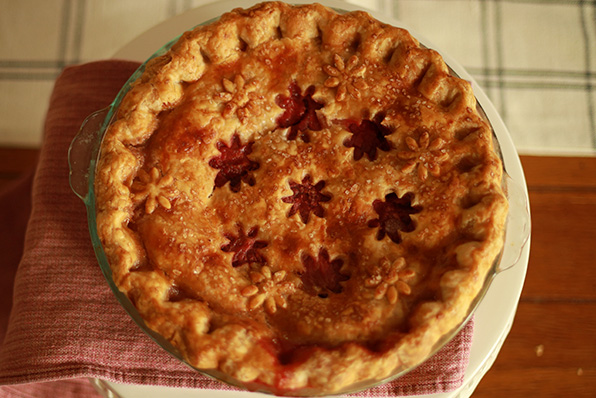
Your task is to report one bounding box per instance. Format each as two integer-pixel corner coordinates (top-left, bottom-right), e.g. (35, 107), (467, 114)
(208, 133), (259, 192)
(299, 248), (348, 297)
(368, 192), (421, 243)
(275, 82), (323, 143)
(281, 175), (331, 224)
(343, 114), (392, 161)
(221, 225), (268, 267)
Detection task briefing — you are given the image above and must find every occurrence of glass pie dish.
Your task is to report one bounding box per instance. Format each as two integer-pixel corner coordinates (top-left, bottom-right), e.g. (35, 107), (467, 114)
(68, 2), (531, 396)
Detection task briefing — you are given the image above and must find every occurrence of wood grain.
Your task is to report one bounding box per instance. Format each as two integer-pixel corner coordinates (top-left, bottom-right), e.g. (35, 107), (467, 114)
(523, 191), (596, 300)
(521, 155), (596, 190)
(492, 303), (596, 369)
(474, 155), (596, 397)
(474, 368), (595, 398)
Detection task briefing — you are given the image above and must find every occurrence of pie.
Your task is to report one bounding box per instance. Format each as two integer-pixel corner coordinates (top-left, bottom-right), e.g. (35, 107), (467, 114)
(95, 1), (508, 395)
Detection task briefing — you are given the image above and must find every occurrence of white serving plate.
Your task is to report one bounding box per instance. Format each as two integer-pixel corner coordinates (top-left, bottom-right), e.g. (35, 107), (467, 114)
(96, 1), (531, 397)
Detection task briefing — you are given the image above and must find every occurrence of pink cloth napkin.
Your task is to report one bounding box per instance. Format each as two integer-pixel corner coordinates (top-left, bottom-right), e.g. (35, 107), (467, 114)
(0, 61), (473, 398)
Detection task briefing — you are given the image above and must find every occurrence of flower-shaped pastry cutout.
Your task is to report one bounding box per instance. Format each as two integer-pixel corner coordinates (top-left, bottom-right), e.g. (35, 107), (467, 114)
(208, 134), (260, 192)
(300, 248), (349, 298)
(324, 54), (368, 102)
(343, 115), (392, 161)
(397, 129), (449, 181)
(275, 83), (323, 143)
(131, 167), (177, 214)
(241, 265), (298, 314)
(364, 257), (415, 304)
(219, 74), (260, 122)
(281, 175), (331, 224)
(368, 192), (421, 244)
(221, 225), (268, 268)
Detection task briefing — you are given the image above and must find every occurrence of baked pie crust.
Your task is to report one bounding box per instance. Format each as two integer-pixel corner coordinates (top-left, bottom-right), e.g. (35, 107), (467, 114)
(95, 1), (508, 395)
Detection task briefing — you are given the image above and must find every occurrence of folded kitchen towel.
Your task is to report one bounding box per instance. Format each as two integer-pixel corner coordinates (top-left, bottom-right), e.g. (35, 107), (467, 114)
(0, 60), (473, 398)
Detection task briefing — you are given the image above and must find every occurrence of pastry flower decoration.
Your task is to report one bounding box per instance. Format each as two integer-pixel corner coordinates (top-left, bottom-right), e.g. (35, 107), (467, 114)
(324, 54), (368, 101)
(131, 167), (176, 214)
(219, 74), (260, 122)
(397, 129), (449, 181)
(364, 257), (415, 304)
(241, 265), (298, 314)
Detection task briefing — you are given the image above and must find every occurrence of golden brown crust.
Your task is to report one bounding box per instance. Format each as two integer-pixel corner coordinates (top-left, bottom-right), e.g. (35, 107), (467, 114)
(95, 2), (508, 394)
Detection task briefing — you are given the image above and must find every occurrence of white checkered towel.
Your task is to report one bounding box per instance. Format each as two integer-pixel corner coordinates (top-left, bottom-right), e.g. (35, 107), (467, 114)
(1, 0), (595, 155)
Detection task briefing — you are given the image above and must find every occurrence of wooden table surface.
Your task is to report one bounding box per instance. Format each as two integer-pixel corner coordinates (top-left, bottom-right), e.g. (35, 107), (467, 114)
(0, 147), (594, 397)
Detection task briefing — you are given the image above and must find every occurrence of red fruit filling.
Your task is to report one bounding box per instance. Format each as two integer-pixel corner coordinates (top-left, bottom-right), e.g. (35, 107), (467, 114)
(208, 134), (259, 192)
(276, 83), (323, 143)
(343, 115), (392, 161)
(221, 225), (268, 267)
(368, 192), (421, 243)
(300, 248), (348, 297)
(281, 175), (331, 224)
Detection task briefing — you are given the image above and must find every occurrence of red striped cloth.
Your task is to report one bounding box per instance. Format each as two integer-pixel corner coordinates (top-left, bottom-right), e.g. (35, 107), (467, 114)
(0, 61), (473, 398)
